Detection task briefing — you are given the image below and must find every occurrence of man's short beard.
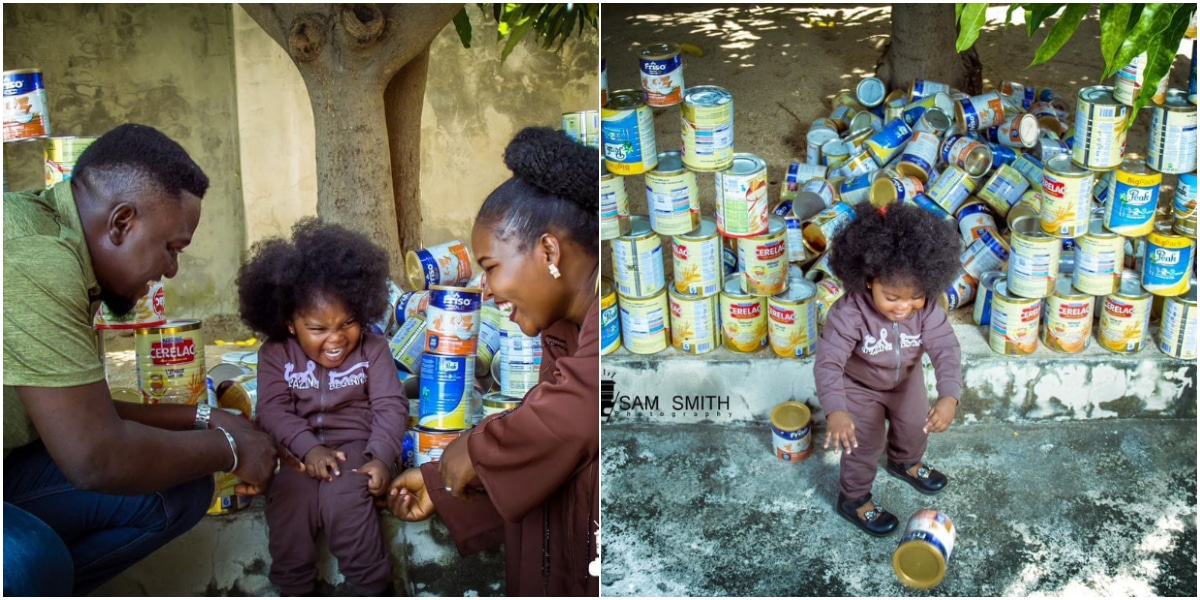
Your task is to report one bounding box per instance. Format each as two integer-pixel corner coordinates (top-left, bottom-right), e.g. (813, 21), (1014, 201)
(98, 288), (138, 318)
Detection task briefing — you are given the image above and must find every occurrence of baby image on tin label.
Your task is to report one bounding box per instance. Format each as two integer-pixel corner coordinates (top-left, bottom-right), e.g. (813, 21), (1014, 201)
(598, 3), (1197, 597)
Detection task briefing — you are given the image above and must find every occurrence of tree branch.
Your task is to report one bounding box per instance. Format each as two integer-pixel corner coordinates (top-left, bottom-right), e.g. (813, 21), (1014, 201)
(376, 4), (463, 81)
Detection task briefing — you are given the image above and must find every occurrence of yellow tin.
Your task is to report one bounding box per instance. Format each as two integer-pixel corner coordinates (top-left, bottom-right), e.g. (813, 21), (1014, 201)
(988, 281), (1041, 355)
(1098, 270), (1152, 353)
(601, 279), (621, 355)
(668, 288), (719, 354)
(768, 279), (819, 358)
(1141, 231), (1195, 297)
(673, 217), (723, 297)
(1158, 285), (1197, 359)
(681, 85), (735, 171)
(602, 90), (658, 176)
(715, 153), (771, 238)
(1007, 215), (1061, 299)
(618, 289), (669, 354)
(1040, 278), (1094, 353)
(612, 216), (666, 298)
(646, 151), (701, 235)
(893, 509), (956, 590)
(737, 217), (788, 297)
(1041, 154), (1094, 238)
(719, 275), (768, 352)
(814, 277), (847, 327)
(135, 320), (206, 405)
(44, 136), (98, 189)
(1073, 217), (1125, 296)
(600, 165), (631, 241)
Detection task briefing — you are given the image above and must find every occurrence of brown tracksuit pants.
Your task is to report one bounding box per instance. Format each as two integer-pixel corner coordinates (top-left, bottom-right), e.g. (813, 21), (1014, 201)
(266, 439), (391, 595)
(839, 370), (930, 499)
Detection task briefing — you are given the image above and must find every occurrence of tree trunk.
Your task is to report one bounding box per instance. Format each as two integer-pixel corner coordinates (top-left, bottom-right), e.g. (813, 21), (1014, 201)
(240, 3), (461, 275)
(876, 4), (983, 96)
(385, 47), (430, 259)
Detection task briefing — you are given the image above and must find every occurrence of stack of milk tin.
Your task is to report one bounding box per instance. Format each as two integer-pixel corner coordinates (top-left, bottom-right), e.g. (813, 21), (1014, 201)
(413, 284), (481, 465)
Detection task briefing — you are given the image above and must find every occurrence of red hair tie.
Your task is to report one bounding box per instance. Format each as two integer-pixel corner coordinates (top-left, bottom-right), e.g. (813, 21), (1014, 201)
(879, 204), (889, 217)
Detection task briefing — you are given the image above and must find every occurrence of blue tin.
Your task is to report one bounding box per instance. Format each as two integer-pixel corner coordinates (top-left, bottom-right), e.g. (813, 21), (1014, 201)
(908, 193), (955, 225)
(417, 353), (474, 429)
(986, 141), (1018, 168)
(1010, 154), (1044, 188)
(839, 171), (877, 205)
(401, 429), (417, 469)
(865, 119), (914, 166)
(601, 282), (621, 355)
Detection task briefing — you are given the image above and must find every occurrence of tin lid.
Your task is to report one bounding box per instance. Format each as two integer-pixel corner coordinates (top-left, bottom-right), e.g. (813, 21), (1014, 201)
(677, 216), (718, 241)
(483, 392), (522, 407)
(1052, 277), (1089, 300)
(430, 284), (483, 296)
(1117, 269), (1149, 299)
(639, 43), (680, 61)
(893, 539), (948, 590)
(1086, 216), (1118, 239)
(1014, 113), (1039, 147)
(979, 270), (1007, 291)
(1117, 154), (1155, 176)
(850, 112), (877, 134)
(820, 138), (849, 157)
(607, 90), (646, 111)
(769, 401), (811, 432)
(1161, 89), (1194, 112)
(623, 215), (655, 239)
(1079, 85), (1119, 106)
(727, 153), (767, 176)
(668, 286), (706, 301)
(1044, 153), (1091, 178)
(2, 68), (43, 76)
(684, 85), (733, 106)
(654, 151), (686, 174)
(921, 108), (952, 133)
(856, 77), (887, 108)
(807, 127), (839, 147)
(135, 319), (202, 335)
(1174, 285), (1198, 305)
(722, 275), (753, 299)
(1010, 213), (1049, 238)
(775, 278), (817, 303)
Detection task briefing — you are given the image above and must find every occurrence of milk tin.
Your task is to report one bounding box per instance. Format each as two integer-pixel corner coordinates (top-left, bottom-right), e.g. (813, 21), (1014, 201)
(768, 279), (819, 358)
(1074, 217), (1125, 295)
(668, 288), (719, 354)
(770, 401), (813, 462)
(715, 153), (770, 238)
(1098, 270), (1152, 353)
(389, 314), (428, 376)
(802, 202), (857, 254)
(497, 318), (543, 397)
(646, 151), (700, 235)
(413, 426), (464, 467)
(956, 201), (1000, 243)
(1174, 173), (1197, 238)
(673, 217), (722, 297)
(839, 171), (879, 206)
(782, 161), (829, 201)
(1007, 216), (1061, 299)
(612, 216), (666, 298)
(600, 163), (631, 240)
(973, 271), (1007, 326)
(1040, 278), (1094, 353)
(681, 85), (735, 171)
(424, 286), (482, 356)
(913, 107), (952, 139)
(1142, 231), (1195, 296)
(896, 131), (940, 183)
(1041, 154), (1094, 238)
(978, 164), (1030, 217)
(95, 281), (167, 330)
(136, 320), (206, 405)
(1010, 153), (1045, 188)
(986, 113), (1039, 148)
(3, 69), (50, 142)
(639, 43), (684, 107)
(927, 165), (979, 214)
(406, 240), (473, 290)
(395, 290), (431, 329)
(44, 136), (98, 189)
(418, 353), (474, 429)
(1114, 52), (1170, 106)
(989, 281), (1041, 355)
(870, 176), (924, 207)
(1147, 90), (1198, 174)
(601, 280), (621, 355)
(776, 199), (816, 263)
(814, 277), (847, 326)
(1102, 156), (1161, 236)
(865, 119), (914, 166)
(893, 509), (957, 590)
(960, 227), (1011, 279)
(941, 134), (993, 177)
(719, 275), (768, 352)
(562, 110), (600, 148)
(941, 270), (978, 311)
(1072, 86), (1128, 170)
(955, 91), (1006, 131)
(602, 90), (658, 176)
(618, 289), (669, 354)
(1158, 286), (1197, 359)
(806, 125), (839, 167)
(738, 217), (788, 297)
(909, 79), (951, 101)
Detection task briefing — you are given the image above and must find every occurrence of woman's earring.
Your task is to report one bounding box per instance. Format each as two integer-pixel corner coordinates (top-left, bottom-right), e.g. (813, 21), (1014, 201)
(548, 264), (562, 279)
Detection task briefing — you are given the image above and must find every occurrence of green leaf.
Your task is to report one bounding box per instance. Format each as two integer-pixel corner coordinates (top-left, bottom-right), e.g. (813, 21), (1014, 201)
(1029, 3), (1089, 67)
(1099, 4), (1132, 77)
(1005, 4), (1019, 24)
(1128, 3), (1193, 127)
(956, 3), (989, 53)
(956, 3), (965, 24)
(500, 16), (534, 61)
(453, 7), (473, 49)
(1109, 3), (1176, 80)
(1026, 4), (1065, 37)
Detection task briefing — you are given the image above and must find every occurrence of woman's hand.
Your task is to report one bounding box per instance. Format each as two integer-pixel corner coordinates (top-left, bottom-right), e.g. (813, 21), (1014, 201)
(303, 446), (346, 481)
(385, 467), (436, 521)
(355, 458), (391, 496)
(437, 434), (478, 502)
(823, 411), (858, 455)
(925, 397), (958, 434)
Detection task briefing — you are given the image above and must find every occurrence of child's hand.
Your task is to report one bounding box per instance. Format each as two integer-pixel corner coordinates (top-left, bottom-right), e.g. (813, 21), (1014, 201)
(303, 445), (346, 481)
(925, 397), (958, 434)
(823, 411), (858, 455)
(355, 458), (390, 496)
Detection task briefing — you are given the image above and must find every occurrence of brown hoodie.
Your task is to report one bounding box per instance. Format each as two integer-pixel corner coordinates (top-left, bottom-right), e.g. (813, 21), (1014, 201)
(815, 291), (962, 416)
(256, 332), (408, 466)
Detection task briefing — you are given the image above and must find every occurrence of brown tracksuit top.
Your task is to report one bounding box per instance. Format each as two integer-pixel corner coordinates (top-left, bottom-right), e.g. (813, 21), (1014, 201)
(256, 332), (408, 466)
(815, 291), (963, 414)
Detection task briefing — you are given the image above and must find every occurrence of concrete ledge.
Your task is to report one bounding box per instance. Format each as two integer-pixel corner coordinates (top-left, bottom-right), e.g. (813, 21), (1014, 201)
(602, 324), (1195, 425)
(92, 498), (505, 596)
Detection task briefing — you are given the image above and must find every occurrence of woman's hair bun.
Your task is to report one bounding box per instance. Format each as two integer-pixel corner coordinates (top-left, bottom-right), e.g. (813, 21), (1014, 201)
(503, 126), (597, 212)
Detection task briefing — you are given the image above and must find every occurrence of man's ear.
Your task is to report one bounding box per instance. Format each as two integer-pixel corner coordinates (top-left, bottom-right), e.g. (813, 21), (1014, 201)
(108, 202), (137, 246)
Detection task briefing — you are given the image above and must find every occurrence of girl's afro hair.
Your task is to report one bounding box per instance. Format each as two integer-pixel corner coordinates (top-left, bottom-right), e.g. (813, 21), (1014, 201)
(476, 126), (598, 254)
(236, 217), (391, 341)
(828, 201), (963, 298)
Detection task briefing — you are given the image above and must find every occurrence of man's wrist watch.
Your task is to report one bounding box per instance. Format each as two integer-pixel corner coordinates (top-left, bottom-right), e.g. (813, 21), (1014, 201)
(194, 403), (212, 430)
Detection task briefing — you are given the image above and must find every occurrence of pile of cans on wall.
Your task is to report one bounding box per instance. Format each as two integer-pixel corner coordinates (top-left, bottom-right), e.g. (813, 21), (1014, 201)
(382, 241), (543, 469)
(599, 37), (1197, 361)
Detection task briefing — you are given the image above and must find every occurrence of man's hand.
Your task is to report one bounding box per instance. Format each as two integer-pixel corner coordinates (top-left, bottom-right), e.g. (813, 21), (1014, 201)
(229, 428), (279, 492)
(303, 446), (346, 481)
(437, 434), (478, 501)
(355, 458), (391, 496)
(234, 443), (305, 496)
(823, 410), (858, 455)
(384, 468), (436, 521)
(209, 406), (254, 432)
(924, 397), (958, 434)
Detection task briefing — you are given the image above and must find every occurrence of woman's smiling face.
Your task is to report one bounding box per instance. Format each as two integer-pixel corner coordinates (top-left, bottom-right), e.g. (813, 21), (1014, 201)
(472, 221), (563, 337)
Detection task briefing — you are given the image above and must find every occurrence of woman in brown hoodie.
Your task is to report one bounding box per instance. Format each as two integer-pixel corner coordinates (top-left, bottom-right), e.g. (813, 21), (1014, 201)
(815, 202), (964, 537)
(385, 127), (600, 595)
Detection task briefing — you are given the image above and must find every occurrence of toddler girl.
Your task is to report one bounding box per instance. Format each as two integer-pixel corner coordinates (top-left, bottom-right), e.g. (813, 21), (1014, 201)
(815, 202), (963, 537)
(237, 218), (408, 595)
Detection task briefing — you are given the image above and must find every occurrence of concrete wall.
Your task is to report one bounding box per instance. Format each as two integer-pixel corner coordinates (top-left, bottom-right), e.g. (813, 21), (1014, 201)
(3, 3), (245, 320)
(233, 5), (600, 265)
(5, 4), (599, 320)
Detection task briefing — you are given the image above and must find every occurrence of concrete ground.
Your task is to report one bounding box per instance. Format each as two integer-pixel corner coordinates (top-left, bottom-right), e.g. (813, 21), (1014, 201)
(600, 419), (1197, 596)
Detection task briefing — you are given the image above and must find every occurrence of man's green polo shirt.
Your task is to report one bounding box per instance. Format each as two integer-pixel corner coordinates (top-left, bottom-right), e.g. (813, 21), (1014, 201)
(4, 183), (106, 455)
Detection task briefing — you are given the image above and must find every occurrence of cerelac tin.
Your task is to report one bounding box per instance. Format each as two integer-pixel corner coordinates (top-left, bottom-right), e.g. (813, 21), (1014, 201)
(720, 275), (768, 352)
(737, 217), (788, 296)
(424, 286), (482, 356)
(673, 217), (722, 297)
(768, 279), (819, 358)
(989, 280), (1041, 355)
(1099, 270), (1152, 353)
